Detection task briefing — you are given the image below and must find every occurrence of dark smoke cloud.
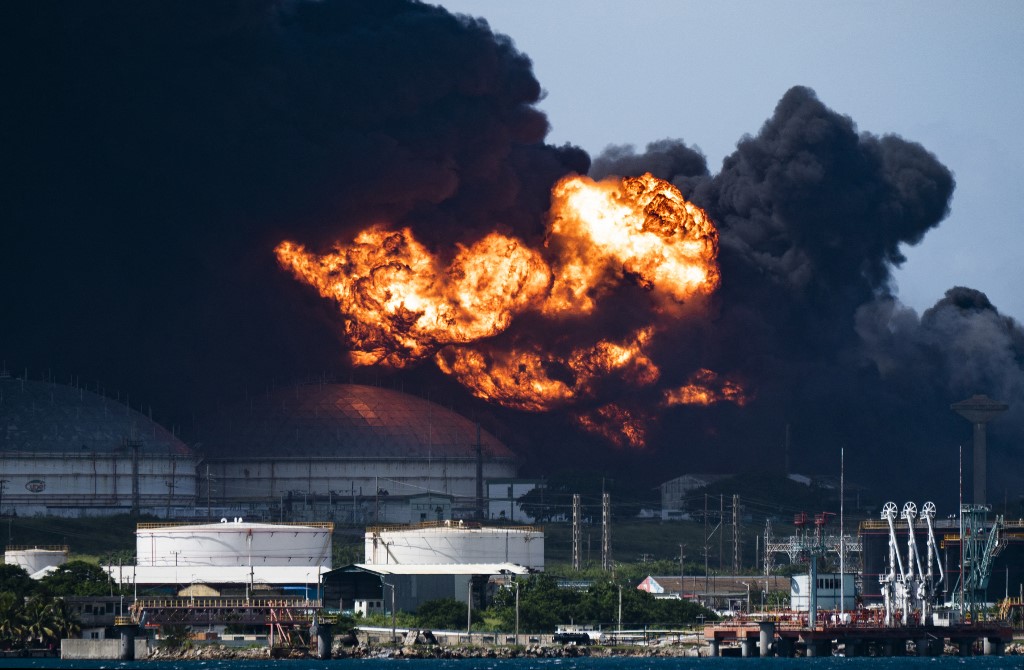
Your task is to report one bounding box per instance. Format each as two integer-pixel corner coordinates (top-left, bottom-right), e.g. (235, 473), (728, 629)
(596, 87), (1023, 504)
(2, 0), (585, 423)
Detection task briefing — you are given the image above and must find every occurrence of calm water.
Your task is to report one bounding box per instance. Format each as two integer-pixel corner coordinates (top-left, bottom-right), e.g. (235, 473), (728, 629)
(0, 658), (1022, 670)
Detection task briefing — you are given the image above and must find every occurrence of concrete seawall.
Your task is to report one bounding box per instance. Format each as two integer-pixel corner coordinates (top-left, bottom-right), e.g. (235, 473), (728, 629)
(61, 638), (151, 660)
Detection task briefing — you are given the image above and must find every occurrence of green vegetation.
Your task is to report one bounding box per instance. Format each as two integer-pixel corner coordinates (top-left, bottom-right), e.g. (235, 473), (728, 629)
(3, 515), (143, 559)
(415, 598), (481, 630)
(0, 561), (129, 649)
(485, 574), (716, 632)
(0, 565), (88, 650)
(36, 560), (128, 597)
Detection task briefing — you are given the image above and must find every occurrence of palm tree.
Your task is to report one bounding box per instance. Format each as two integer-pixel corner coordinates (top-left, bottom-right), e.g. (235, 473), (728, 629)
(0, 591), (26, 649)
(21, 597), (56, 648)
(48, 598), (81, 643)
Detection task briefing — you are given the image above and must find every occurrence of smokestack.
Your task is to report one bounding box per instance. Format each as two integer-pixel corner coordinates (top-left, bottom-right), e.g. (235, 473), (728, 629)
(950, 394), (1008, 506)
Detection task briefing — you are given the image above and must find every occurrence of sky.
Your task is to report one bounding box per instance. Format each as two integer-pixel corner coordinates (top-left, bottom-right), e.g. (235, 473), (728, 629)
(435, 0), (1024, 323)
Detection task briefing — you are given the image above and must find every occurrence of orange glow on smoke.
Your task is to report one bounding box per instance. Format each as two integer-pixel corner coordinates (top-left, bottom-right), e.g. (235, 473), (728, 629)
(663, 368), (750, 407)
(277, 173), (728, 446)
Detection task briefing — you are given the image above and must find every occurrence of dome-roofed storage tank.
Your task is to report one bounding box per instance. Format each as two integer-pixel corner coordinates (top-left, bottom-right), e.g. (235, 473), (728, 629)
(199, 383), (517, 523)
(0, 373), (198, 517)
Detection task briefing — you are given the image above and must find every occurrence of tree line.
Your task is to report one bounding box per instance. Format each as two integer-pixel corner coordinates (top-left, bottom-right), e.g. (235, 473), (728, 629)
(362, 573), (718, 634)
(0, 561), (120, 650)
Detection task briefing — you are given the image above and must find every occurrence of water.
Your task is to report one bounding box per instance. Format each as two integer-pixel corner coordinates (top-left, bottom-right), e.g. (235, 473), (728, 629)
(0, 658), (1021, 670)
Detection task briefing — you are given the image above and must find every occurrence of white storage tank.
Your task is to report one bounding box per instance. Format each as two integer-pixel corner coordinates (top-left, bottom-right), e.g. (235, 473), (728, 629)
(365, 521), (543, 571)
(4, 545), (68, 576)
(136, 520), (332, 568)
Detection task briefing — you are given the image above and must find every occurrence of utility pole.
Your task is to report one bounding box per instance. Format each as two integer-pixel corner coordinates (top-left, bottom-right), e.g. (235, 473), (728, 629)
(128, 436), (141, 516)
(466, 579), (473, 643)
(704, 494), (710, 594)
(617, 585), (623, 636)
(719, 494), (724, 571)
(679, 544), (686, 598)
(205, 465), (214, 520)
(165, 457), (176, 519)
(732, 494), (741, 574)
(0, 480), (8, 517)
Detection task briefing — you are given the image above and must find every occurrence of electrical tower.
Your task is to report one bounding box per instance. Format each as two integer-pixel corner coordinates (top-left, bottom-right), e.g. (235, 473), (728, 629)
(572, 494), (582, 571)
(601, 492), (611, 571)
(952, 504), (1005, 621)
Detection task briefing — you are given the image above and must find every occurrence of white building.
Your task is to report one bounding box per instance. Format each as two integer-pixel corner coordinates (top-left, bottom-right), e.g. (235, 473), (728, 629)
(790, 572), (856, 611)
(659, 474), (731, 520)
(486, 479), (539, 522)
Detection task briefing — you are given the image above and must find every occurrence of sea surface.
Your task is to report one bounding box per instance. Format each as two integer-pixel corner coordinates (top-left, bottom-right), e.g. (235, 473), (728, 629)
(0, 658), (1022, 670)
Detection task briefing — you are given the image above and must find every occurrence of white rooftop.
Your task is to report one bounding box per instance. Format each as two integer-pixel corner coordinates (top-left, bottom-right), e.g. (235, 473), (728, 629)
(105, 564), (328, 586)
(349, 562), (530, 575)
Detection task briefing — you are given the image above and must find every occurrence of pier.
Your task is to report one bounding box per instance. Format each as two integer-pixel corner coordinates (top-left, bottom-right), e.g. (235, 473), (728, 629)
(703, 616), (1013, 657)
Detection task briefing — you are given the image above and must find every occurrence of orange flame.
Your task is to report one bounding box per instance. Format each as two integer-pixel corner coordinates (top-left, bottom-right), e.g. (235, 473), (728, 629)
(276, 173), (722, 446)
(543, 174), (719, 314)
(572, 403), (652, 450)
(434, 327), (659, 412)
(663, 368), (750, 407)
(276, 229), (548, 367)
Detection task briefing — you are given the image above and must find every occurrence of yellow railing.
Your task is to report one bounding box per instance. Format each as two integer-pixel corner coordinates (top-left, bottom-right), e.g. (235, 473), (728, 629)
(3, 544), (70, 552)
(366, 520), (543, 534)
(136, 521), (334, 531)
(134, 597), (316, 609)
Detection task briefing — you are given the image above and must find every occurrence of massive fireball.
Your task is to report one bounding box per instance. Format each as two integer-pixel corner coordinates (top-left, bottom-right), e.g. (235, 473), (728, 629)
(276, 173), (747, 447)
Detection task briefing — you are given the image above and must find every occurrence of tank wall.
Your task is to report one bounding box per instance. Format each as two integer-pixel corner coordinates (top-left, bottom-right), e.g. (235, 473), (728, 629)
(365, 527), (544, 570)
(136, 523), (331, 568)
(211, 458), (515, 501)
(4, 549), (68, 574)
(0, 454), (198, 513)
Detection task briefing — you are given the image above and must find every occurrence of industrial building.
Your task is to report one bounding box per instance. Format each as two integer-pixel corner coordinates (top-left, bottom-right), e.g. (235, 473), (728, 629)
(323, 561), (529, 616)
(0, 374), (198, 517)
(790, 573), (855, 612)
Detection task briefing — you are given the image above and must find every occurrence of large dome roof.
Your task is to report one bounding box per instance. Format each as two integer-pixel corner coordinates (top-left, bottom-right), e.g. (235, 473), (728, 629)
(201, 383), (513, 460)
(0, 375), (191, 455)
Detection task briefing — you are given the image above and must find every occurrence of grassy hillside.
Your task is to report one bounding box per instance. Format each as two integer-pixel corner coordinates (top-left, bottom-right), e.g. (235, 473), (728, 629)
(2, 515), (143, 561)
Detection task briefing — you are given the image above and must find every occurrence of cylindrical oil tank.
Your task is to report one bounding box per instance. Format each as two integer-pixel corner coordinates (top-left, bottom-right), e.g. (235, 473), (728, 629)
(365, 522), (544, 571)
(4, 546), (68, 575)
(136, 520), (332, 568)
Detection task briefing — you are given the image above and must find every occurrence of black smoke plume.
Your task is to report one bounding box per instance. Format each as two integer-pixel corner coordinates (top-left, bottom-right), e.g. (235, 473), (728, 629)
(2, 0), (586, 419)
(596, 88), (1024, 504)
